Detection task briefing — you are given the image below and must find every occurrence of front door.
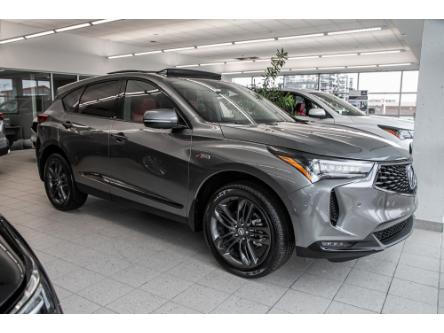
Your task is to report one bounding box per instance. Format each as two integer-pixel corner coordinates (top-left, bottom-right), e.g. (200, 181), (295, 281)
(108, 79), (192, 218)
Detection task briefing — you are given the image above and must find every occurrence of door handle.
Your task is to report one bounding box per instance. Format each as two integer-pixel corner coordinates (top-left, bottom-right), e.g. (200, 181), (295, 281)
(62, 120), (73, 129)
(111, 132), (127, 142)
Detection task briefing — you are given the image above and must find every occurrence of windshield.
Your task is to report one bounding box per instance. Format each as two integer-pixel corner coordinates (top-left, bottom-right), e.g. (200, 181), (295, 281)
(311, 92), (365, 116)
(169, 79), (294, 125)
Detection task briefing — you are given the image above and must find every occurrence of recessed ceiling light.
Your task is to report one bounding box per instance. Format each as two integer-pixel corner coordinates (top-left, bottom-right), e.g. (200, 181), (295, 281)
(91, 19), (121, 25)
(163, 46), (195, 52)
(327, 27), (382, 36)
(134, 50), (162, 56)
(228, 60), (255, 64)
(197, 42), (233, 48)
(288, 55), (320, 60)
(317, 66), (346, 70)
(0, 36), (25, 44)
(200, 62), (224, 66)
(347, 65), (378, 69)
(234, 38), (275, 45)
(278, 33), (325, 40)
(254, 58), (271, 63)
(221, 72), (242, 75)
(379, 63), (412, 67)
(25, 30), (55, 39)
(175, 64), (199, 68)
(107, 54), (134, 59)
(322, 53), (358, 58)
(360, 50), (402, 55)
(55, 23), (91, 32)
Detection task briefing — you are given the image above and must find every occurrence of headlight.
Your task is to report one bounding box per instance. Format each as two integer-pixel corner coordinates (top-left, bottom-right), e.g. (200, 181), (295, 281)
(379, 126), (414, 140)
(272, 149), (374, 183)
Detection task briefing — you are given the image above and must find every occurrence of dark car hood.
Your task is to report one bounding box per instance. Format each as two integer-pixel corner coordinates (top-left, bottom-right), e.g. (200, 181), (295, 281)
(0, 218), (26, 312)
(220, 122), (410, 161)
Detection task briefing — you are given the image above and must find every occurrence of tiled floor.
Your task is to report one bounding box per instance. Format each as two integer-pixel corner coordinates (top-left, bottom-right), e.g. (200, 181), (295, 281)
(1, 150), (443, 314)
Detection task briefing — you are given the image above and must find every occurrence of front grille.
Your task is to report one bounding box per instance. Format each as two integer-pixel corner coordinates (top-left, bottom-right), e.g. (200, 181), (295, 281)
(374, 219), (409, 244)
(329, 190), (339, 226)
(375, 163), (414, 194)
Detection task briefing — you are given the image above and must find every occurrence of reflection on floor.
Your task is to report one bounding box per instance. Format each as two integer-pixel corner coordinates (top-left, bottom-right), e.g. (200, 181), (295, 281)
(1, 150), (443, 314)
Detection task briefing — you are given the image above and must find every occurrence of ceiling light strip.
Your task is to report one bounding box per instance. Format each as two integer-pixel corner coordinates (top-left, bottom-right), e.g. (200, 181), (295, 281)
(25, 30), (55, 39)
(91, 19), (121, 25)
(107, 26), (384, 59)
(55, 23), (92, 32)
(0, 36), (25, 44)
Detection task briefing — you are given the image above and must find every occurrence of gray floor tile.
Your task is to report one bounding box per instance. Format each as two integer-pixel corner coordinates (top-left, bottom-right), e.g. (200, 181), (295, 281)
(141, 274), (193, 299)
(354, 256), (398, 277)
(153, 301), (202, 314)
(53, 267), (105, 293)
(107, 289), (168, 314)
(77, 278), (133, 306)
(85, 256), (132, 276)
(168, 259), (215, 282)
(197, 269), (247, 293)
(267, 307), (292, 314)
(382, 295), (437, 314)
(112, 265), (161, 288)
(62, 294), (101, 314)
(42, 258), (80, 280)
(345, 268), (392, 292)
(274, 290), (331, 314)
(326, 301), (376, 314)
(93, 307), (118, 314)
(212, 296), (269, 314)
(305, 260), (353, 282)
(334, 284), (386, 312)
(291, 273), (342, 299)
(395, 263), (439, 287)
(173, 284), (230, 313)
(388, 278), (438, 305)
(234, 281), (287, 306)
(399, 252), (441, 272)
(403, 242), (441, 259)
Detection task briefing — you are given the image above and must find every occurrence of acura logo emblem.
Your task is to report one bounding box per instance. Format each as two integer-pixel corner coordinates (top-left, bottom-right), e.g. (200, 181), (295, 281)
(406, 165), (417, 190)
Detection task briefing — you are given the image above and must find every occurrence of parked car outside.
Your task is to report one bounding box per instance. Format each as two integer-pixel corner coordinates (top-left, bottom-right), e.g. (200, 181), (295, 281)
(35, 69), (416, 277)
(0, 113), (10, 156)
(278, 89), (414, 151)
(0, 215), (62, 313)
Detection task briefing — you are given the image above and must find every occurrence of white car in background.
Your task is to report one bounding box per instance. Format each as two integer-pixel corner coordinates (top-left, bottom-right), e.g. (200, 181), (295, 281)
(280, 89), (414, 151)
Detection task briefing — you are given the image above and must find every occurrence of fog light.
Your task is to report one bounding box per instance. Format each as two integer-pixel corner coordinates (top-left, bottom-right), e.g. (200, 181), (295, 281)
(320, 241), (353, 249)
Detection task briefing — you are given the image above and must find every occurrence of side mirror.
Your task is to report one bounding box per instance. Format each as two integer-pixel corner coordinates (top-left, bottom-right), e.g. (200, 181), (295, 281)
(143, 109), (179, 129)
(308, 108), (326, 118)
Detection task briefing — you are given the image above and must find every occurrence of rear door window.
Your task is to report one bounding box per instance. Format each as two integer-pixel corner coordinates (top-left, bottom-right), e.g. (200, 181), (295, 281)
(79, 80), (123, 118)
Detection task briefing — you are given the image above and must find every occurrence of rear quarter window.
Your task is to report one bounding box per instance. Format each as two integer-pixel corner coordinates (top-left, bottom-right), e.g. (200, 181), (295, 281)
(62, 87), (84, 113)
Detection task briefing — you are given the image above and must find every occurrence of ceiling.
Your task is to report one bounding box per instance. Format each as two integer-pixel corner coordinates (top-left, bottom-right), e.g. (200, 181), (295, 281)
(2, 19), (423, 75)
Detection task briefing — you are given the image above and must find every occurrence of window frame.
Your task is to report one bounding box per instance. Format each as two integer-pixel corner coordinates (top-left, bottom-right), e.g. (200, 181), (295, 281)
(76, 79), (125, 119)
(119, 78), (191, 128)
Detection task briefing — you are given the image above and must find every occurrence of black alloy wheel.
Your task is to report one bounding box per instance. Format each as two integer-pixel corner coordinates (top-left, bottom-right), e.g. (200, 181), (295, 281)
(43, 153), (87, 211)
(204, 182), (294, 278)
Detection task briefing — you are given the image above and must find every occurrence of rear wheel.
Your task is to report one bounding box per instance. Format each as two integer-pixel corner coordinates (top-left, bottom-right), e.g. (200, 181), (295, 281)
(203, 182), (294, 278)
(43, 153), (87, 211)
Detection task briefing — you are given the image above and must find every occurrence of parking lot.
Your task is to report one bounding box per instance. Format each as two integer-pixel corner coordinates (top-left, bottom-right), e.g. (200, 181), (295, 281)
(0, 150), (442, 314)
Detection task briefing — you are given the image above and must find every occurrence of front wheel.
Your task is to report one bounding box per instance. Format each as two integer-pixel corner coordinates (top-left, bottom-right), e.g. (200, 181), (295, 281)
(43, 153), (88, 211)
(203, 182), (295, 278)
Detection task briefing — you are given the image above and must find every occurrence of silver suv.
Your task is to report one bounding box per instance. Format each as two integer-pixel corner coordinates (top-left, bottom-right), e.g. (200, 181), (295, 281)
(35, 69), (417, 277)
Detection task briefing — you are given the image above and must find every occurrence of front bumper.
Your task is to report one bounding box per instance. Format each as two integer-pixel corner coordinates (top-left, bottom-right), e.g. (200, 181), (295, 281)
(288, 164), (416, 261)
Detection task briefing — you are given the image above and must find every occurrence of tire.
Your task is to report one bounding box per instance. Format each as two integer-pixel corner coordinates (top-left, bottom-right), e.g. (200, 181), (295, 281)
(203, 181), (295, 278)
(43, 153), (88, 211)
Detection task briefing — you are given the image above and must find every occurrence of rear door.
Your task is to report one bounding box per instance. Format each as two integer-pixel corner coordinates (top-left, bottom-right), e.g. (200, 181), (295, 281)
(107, 79), (192, 218)
(61, 80), (124, 194)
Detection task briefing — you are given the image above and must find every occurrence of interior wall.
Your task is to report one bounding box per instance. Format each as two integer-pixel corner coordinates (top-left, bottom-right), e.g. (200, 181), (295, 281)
(413, 19), (444, 225)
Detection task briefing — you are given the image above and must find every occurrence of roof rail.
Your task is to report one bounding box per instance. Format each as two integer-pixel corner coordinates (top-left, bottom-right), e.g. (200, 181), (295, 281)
(107, 70), (157, 74)
(107, 68), (221, 80)
(157, 68), (221, 80)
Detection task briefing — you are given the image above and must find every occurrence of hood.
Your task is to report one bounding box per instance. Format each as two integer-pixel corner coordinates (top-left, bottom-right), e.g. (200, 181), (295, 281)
(345, 115), (415, 131)
(0, 217), (26, 312)
(220, 122), (411, 161)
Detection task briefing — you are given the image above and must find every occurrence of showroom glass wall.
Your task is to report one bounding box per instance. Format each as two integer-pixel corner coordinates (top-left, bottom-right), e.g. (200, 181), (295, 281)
(0, 69), (92, 145)
(232, 70), (418, 118)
